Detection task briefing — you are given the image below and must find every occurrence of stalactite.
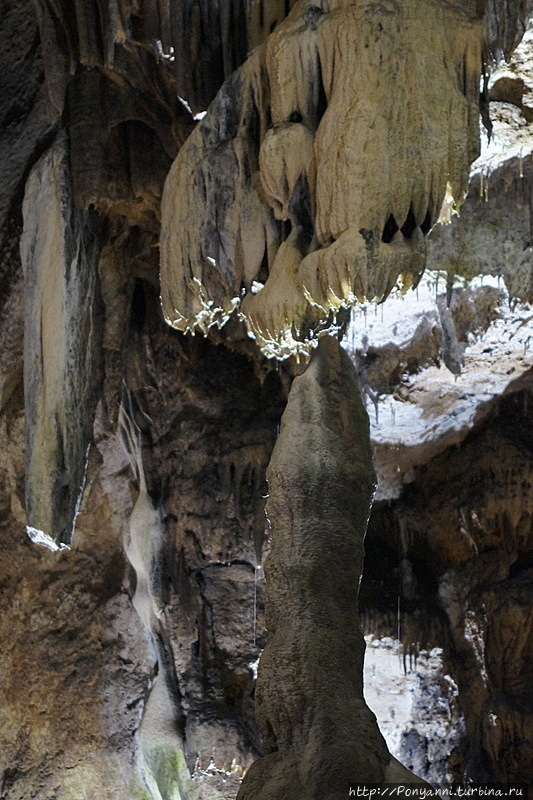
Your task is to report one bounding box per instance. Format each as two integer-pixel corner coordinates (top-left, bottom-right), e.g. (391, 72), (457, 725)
(160, 0), (484, 360)
(484, 0), (529, 60)
(35, 0), (298, 119)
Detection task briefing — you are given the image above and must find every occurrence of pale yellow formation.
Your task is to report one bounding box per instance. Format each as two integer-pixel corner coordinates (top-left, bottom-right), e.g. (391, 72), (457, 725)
(299, 226), (426, 311)
(309, 1), (482, 242)
(160, 49), (274, 333)
(241, 241), (310, 359)
(160, 0), (484, 359)
(259, 122), (315, 221)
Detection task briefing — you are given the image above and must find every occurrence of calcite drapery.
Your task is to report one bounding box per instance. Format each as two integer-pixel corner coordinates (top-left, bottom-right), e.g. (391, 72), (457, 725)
(21, 133), (102, 546)
(160, 0), (484, 359)
(237, 337), (424, 799)
(428, 27), (533, 304)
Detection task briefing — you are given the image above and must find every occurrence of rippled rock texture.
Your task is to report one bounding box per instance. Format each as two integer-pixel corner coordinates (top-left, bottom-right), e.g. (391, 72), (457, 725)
(0, 1), (531, 798)
(160, 0), (486, 358)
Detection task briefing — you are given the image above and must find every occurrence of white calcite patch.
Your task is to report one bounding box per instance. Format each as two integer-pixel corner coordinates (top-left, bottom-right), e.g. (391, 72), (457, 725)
(26, 525), (70, 552)
(363, 637), (418, 755)
(344, 272), (532, 499)
(363, 637), (463, 776)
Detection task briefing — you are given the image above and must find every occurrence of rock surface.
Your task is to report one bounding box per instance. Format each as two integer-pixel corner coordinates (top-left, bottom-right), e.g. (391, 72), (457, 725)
(238, 337), (422, 799)
(22, 134), (103, 545)
(161, 0), (485, 358)
(0, 1), (531, 798)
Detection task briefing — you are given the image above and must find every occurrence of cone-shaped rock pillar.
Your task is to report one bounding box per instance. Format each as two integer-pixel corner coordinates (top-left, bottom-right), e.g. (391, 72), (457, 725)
(238, 336), (423, 799)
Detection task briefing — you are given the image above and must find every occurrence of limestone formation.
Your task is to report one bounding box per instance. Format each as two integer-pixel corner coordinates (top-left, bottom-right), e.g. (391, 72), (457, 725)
(161, 0), (485, 359)
(21, 134), (103, 546)
(0, 1), (531, 798)
(238, 337), (424, 799)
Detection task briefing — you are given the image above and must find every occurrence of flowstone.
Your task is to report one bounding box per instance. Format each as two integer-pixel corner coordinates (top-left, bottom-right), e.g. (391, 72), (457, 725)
(161, 0), (484, 359)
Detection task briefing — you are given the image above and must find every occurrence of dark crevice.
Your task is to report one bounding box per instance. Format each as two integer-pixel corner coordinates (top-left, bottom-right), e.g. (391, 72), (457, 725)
(281, 218), (292, 242)
(314, 52), (328, 129)
(256, 243), (270, 284)
(421, 208), (433, 235)
(381, 205), (425, 245)
(401, 206), (418, 239)
(129, 279), (147, 332)
(382, 214), (399, 243)
(288, 173), (314, 251)
(246, 94), (261, 164)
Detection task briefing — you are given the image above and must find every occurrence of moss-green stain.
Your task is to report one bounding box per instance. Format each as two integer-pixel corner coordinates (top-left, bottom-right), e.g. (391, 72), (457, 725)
(142, 745), (196, 800)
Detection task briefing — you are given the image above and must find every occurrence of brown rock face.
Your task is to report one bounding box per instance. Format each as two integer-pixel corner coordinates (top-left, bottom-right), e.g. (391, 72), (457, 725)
(0, 1), (531, 798)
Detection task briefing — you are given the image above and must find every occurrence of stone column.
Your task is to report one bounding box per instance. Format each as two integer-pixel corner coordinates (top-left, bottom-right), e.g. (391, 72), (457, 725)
(238, 336), (421, 800)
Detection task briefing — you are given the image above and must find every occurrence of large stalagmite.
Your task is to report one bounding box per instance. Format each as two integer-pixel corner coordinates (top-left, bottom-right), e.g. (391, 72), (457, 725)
(238, 337), (423, 799)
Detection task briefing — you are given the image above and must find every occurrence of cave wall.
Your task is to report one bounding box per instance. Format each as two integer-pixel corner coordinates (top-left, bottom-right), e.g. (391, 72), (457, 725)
(1, 244), (285, 799)
(1, 2), (286, 794)
(357, 323), (533, 782)
(0, 0), (531, 798)
(396, 387), (532, 782)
